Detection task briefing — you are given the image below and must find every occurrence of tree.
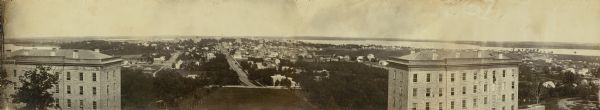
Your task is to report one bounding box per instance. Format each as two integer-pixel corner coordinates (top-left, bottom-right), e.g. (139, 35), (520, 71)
(153, 70), (185, 108)
(12, 65), (58, 110)
(0, 68), (13, 108)
(295, 61), (387, 110)
(121, 68), (155, 109)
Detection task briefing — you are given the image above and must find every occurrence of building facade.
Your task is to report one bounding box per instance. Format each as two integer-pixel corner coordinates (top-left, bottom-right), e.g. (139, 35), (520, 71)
(3, 49), (122, 110)
(387, 50), (519, 110)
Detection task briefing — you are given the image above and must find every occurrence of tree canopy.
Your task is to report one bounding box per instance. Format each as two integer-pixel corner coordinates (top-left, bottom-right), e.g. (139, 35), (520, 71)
(295, 61), (388, 110)
(11, 65), (59, 110)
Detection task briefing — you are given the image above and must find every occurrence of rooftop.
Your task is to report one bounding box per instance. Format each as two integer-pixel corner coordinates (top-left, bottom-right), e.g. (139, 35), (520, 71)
(4, 49), (122, 65)
(393, 50), (508, 61)
(387, 50), (519, 67)
(9, 49), (112, 59)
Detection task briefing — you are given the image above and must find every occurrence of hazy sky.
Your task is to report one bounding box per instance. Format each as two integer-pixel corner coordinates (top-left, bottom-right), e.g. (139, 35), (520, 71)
(4, 0), (600, 43)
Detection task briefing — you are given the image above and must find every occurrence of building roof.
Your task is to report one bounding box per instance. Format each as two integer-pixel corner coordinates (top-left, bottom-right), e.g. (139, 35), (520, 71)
(394, 50), (507, 61)
(10, 49), (113, 59)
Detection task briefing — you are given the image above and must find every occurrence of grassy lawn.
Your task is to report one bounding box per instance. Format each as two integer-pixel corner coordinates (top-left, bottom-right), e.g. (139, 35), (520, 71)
(181, 87), (316, 110)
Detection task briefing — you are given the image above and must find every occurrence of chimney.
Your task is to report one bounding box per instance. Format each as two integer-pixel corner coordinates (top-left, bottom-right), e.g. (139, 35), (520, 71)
(5, 50), (11, 57)
(410, 50), (416, 54)
(477, 51), (483, 58)
(432, 52), (438, 60)
(455, 52), (461, 58)
(50, 48), (57, 56)
(23, 50), (29, 56)
(73, 50), (79, 59)
(499, 53), (504, 59)
(94, 49), (100, 53)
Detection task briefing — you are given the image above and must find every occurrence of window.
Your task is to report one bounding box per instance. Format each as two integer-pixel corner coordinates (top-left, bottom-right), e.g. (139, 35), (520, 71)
(426, 102), (430, 110)
(79, 86), (84, 95)
(502, 95), (506, 102)
(450, 101), (455, 109)
(439, 102), (443, 110)
(55, 85), (60, 93)
(67, 99), (72, 108)
(93, 101), (97, 110)
(450, 88), (455, 96)
(473, 85), (477, 93)
(502, 106), (505, 110)
(93, 87), (97, 95)
(80, 100), (83, 109)
(67, 72), (71, 80)
(462, 86), (466, 94)
(13, 70), (17, 77)
(484, 71), (488, 79)
(439, 74), (443, 82)
(413, 74), (418, 82)
(426, 88), (431, 97)
(67, 85), (71, 94)
(412, 103), (417, 110)
(413, 88), (418, 97)
(511, 94), (515, 100)
(484, 84), (488, 92)
(474, 72), (477, 80)
(511, 105), (515, 110)
(512, 69), (516, 77)
(55, 99), (60, 107)
(79, 72), (84, 81)
(450, 73), (455, 82)
(512, 82), (515, 89)
(426, 73), (431, 82)
(503, 70), (506, 77)
(93, 73), (97, 81)
(462, 100), (466, 108)
(461, 73), (466, 81)
(484, 97), (488, 104)
(493, 71), (497, 82)
(473, 98), (477, 107)
(438, 88), (443, 96)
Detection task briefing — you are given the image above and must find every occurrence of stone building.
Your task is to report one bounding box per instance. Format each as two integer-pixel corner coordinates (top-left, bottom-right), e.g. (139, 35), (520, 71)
(386, 50), (519, 110)
(3, 48), (122, 110)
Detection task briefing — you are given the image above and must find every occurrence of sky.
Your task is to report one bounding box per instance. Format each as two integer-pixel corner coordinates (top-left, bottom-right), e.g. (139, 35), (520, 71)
(4, 0), (600, 43)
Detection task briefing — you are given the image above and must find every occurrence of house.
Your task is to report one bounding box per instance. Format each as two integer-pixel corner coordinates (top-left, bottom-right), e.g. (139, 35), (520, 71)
(206, 53), (216, 61)
(379, 60), (389, 66)
(233, 51), (243, 59)
(356, 56), (365, 62)
(153, 56), (166, 64)
(367, 54), (375, 61)
(186, 74), (199, 79)
(174, 60), (184, 69)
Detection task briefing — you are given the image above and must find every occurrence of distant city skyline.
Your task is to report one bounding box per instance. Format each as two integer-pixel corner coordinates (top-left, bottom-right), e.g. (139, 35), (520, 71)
(4, 0), (600, 43)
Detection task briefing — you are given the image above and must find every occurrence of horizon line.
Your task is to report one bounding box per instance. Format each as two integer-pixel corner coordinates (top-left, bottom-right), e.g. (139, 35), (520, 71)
(4, 35), (599, 44)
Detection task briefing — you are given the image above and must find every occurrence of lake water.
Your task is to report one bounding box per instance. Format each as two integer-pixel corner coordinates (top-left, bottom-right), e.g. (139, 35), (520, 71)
(300, 40), (600, 56)
(3, 44), (60, 51)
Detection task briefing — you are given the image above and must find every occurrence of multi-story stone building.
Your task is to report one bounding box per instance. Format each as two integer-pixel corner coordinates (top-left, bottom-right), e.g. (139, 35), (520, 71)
(3, 48), (122, 110)
(387, 50), (519, 110)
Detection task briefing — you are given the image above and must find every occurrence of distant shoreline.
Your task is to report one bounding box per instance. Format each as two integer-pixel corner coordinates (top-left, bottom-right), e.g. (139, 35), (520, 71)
(5, 36), (600, 50)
